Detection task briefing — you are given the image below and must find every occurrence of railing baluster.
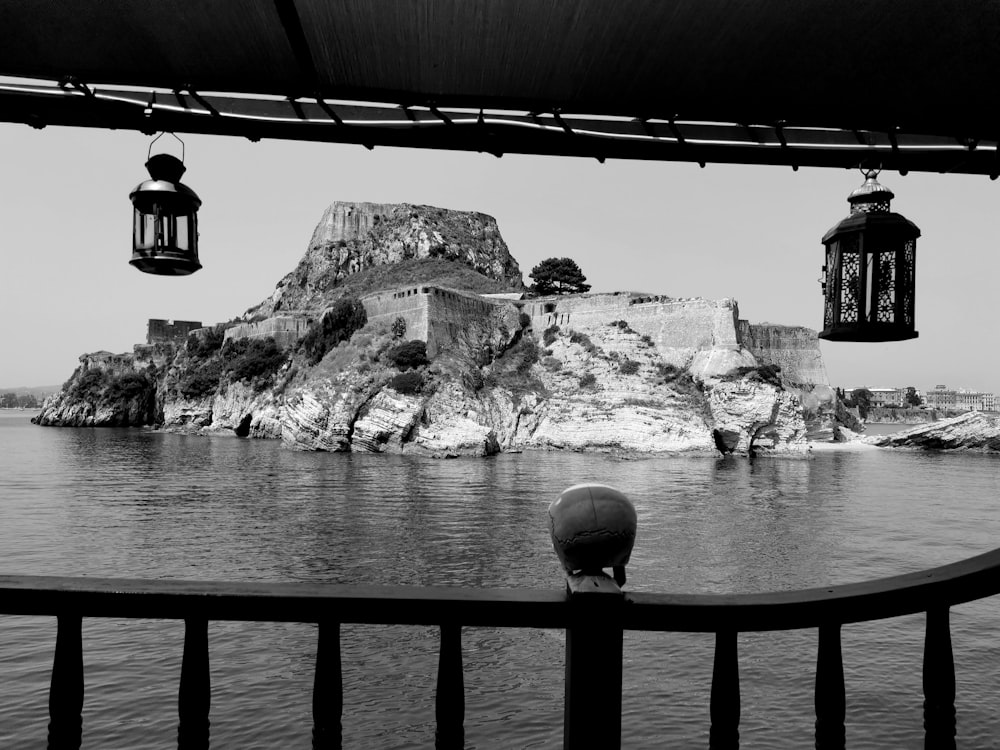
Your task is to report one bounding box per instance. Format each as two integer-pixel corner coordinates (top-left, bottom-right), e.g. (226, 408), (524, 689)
(563, 574), (624, 750)
(923, 607), (956, 749)
(435, 623), (465, 750)
(312, 620), (343, 749)
(47, 614), (83, 750)
(178, 617), (210, 750)
(815, 624), (845, 750)
(709, 629), (740, 750)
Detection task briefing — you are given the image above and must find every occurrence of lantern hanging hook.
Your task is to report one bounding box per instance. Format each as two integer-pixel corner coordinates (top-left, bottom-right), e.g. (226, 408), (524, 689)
(148, 132), (185, 163)
(860, 165), (881, 180)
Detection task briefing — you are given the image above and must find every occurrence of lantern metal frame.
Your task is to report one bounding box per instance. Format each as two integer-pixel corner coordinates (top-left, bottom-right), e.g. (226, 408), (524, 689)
(819, 169), (919, 342)
(129, 133), (202, 276)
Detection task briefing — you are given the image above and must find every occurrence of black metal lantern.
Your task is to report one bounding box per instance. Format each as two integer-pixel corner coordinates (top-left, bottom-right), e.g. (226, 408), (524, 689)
(129, 138), (201, 275)
(819, 170), (919, 341)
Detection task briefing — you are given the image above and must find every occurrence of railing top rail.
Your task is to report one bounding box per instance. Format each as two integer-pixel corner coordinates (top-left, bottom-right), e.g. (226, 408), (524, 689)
(0, 576), (569, 628)
(627, 544), (1000, 631)
(4, 544), (1000, 631)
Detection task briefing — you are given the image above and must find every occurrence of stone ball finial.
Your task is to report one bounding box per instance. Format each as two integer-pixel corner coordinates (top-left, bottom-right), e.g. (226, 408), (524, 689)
(548, 483), (637, 586)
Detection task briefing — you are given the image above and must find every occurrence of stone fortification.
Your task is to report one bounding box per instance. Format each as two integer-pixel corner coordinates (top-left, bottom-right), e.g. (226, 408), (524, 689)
(365, 287), (767, 375)
(360, 286), (433, 347)
(223, 316), (315, 349)
(147, 319), (203, 345)
(225, 285), (518, 357)
(739, 323), (829, 386)
(361, 285), (516, 358)
(524, 293), (744, 366)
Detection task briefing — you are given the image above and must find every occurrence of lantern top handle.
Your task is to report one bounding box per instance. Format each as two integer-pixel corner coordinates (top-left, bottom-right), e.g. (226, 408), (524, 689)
(849, 167), (894, 207)
(148, 132), (185, 163)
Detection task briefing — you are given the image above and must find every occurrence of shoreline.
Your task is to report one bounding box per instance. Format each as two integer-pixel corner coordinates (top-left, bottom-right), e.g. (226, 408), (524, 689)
(808, 439), (881, 453)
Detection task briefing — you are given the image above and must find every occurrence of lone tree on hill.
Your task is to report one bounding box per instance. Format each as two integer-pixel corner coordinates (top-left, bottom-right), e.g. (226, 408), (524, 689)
(529, 257), (591, 295)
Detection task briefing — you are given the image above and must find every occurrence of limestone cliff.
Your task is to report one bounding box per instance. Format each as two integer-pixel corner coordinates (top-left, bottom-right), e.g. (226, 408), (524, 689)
(251, 202), (523, 317)
(37, 298), (813, 456)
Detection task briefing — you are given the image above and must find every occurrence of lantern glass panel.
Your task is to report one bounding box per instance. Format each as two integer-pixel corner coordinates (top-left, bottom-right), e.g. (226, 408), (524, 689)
(839, 238), (860, 324)
(134, 208), (155, 251)
(175, 215), (190, 251)
(159, 213), (173, 249)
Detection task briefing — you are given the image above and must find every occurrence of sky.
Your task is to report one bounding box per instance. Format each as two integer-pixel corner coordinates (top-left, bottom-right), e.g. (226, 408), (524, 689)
(2, 122), (999, 396)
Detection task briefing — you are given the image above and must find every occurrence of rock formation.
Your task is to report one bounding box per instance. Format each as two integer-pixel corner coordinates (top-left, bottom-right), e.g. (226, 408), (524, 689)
(36, 199), (834, 457)
(251, 201), (523, 317)
(33, 348), (169, 427)
(864, 412), (1000, 451)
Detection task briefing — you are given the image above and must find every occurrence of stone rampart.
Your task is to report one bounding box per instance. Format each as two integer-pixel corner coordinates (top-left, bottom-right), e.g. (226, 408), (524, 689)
(147, 319), (203, 345)
(224, 316), (314, 349)
(79, 350), (148, 376)
(362, 285), (509, 357)
(524, 293), (742, 365)
(426, 289), (520, 358)
(740, 322), (829, 386)
(361, 286), (432, 347)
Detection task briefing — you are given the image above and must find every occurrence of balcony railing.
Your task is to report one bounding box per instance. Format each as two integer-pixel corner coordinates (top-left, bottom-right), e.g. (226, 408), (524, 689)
(4, 545), (1000, 749)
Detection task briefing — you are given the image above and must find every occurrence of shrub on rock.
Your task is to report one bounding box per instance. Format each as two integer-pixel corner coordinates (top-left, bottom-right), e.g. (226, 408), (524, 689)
(222, 337), (287, 386)
(388, 370), (424, 394)
(619, 359), (640, 375)
(386, 340), (430, 370)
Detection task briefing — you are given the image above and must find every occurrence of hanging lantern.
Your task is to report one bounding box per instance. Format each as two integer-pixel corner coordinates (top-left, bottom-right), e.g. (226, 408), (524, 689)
(819, 169), (919, 341)
(129, 135), (201, 275)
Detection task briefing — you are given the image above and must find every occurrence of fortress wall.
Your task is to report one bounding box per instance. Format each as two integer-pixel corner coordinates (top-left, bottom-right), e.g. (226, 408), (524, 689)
(740, 322), (829, 385)
(224, 315), (314, 348)
(361, 287), (431, 344)
(363, 285), (515, 358)
(425, 290), (517, 358)
(524, 293), (634, 330)
(147, 319), (203, 345)
(622, 298), (741, 351)
(526, 293), (742, 358)
(80, 351), (147, 376)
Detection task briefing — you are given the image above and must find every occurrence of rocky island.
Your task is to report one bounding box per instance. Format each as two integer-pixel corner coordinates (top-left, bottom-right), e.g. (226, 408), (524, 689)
(36, 201), (847, 457)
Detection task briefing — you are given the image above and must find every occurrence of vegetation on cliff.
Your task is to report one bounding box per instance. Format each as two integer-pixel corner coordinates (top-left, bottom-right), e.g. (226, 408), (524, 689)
(175, 331), (290, 399)
(33, 365), (160, 426)
(299, 298), (368, 364)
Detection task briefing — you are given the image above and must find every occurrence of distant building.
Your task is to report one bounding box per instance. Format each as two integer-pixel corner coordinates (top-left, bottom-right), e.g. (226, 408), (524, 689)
(924, 385), (997, 412)
(147, 319), (203, 345)
(867, 388), (905, 408)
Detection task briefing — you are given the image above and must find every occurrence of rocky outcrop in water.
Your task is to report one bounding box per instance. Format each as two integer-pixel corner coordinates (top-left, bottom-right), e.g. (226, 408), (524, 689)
(36, 199), (827, 457)
(864, 412), (1000, 451)
(33, 349), (168, 427)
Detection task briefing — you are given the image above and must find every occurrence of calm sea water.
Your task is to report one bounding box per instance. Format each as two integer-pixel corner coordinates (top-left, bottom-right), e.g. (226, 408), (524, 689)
(2, 410), (1000, 748)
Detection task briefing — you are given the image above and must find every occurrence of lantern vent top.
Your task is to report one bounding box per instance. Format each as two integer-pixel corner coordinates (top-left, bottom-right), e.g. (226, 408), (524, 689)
(847, 169), (894, 214)
(145, 153), (186, 183)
